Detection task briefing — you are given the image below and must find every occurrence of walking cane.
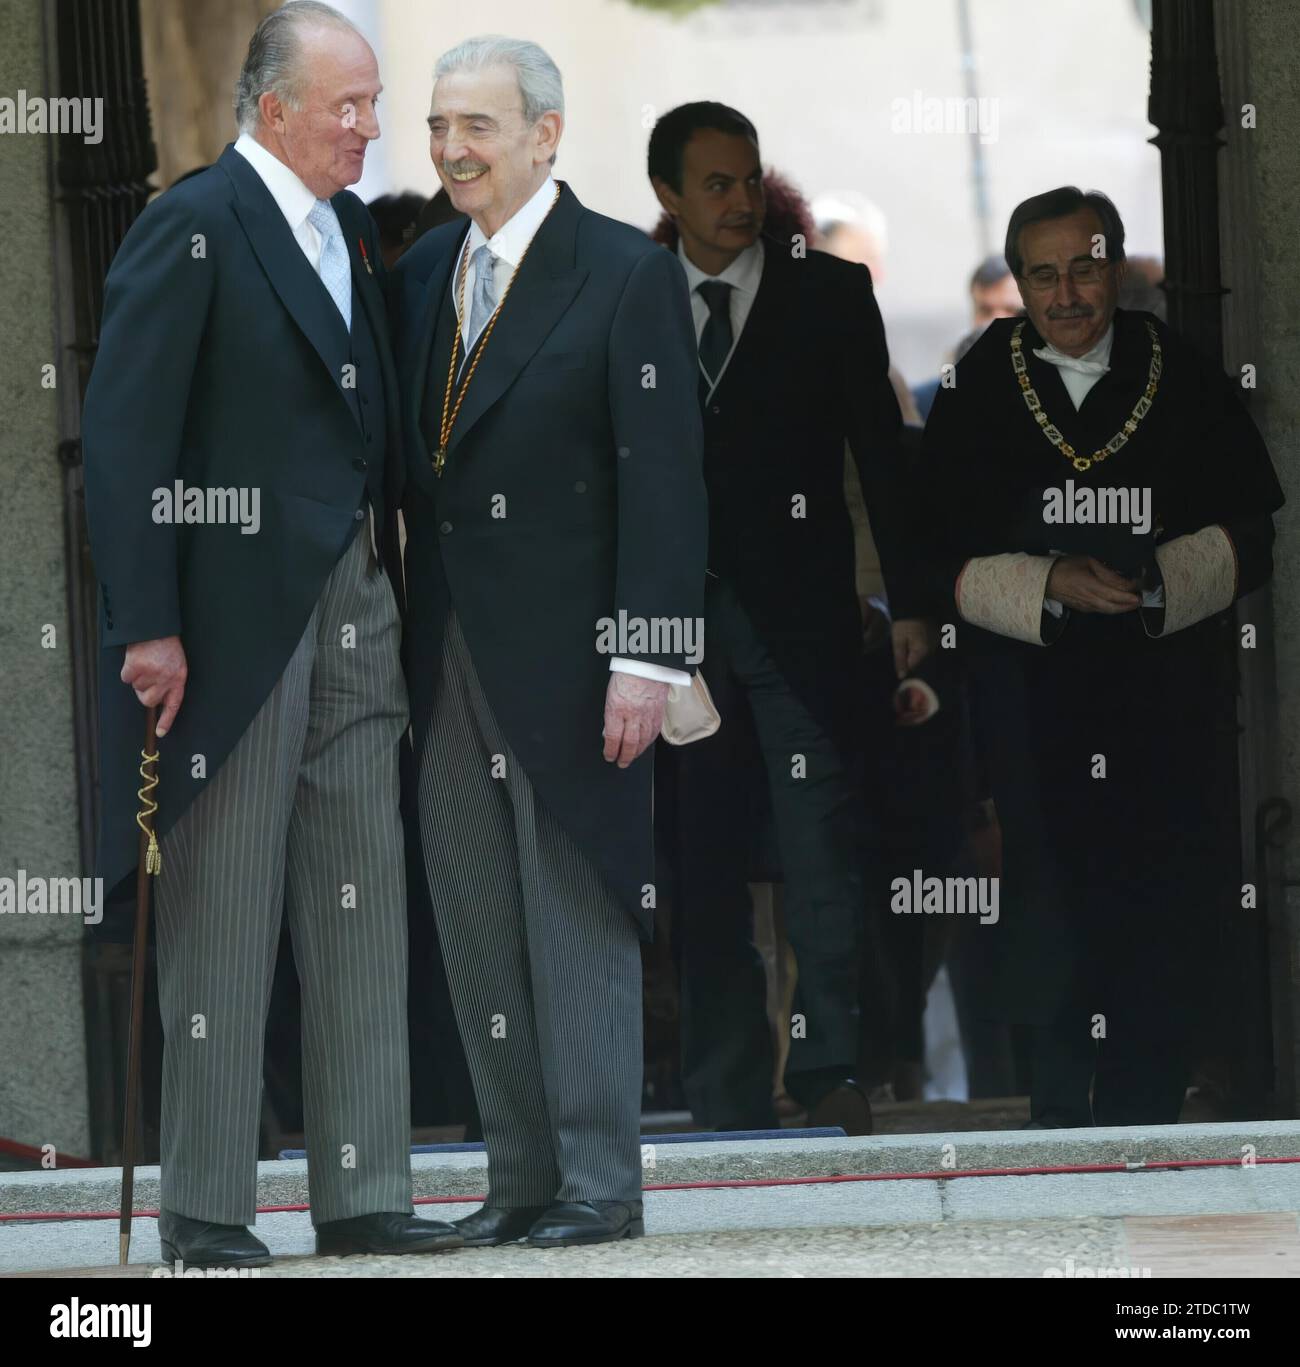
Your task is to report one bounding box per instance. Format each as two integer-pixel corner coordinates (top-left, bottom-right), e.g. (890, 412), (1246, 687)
(119, 706), (161, 1266)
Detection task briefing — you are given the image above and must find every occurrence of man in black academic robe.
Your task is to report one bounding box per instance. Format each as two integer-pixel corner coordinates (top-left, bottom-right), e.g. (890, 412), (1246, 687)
(923, 186), (1283, 1126)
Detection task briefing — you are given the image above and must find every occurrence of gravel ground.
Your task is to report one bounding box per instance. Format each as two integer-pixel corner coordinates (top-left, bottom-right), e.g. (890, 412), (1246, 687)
(271, 1215), (1129, 1279)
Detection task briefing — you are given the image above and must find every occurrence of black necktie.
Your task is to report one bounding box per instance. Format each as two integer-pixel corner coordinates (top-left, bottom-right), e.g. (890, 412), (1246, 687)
(697, 280), (734, 399)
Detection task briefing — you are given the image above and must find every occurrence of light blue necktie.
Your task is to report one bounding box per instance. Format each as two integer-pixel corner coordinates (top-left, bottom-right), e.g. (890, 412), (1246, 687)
(467, 244), (498, 348)
(308, 199), (351, 332)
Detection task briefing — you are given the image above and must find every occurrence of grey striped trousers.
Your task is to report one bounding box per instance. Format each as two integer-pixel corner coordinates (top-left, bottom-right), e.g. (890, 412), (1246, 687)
(417, 611), (643, 1206)
(155, 524), (413, 1227)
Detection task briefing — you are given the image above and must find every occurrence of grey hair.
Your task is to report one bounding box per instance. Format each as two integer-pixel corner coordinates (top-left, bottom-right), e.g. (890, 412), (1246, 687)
(433, 34), (564, 164)
(810, 190), (888, 248)
(235, 1), (363, 133)
(1004, 186), (1127, 278)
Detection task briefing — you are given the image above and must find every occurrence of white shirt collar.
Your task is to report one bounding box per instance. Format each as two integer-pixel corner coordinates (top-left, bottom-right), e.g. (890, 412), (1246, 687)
(676, 237), (764, 296)
(462, 173), (558, 270)
(233, 132), (320, 232)
(1032, 322), (1115, 375)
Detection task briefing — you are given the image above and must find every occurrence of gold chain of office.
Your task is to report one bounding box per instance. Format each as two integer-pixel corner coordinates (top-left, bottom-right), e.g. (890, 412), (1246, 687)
(434, 183), (563, 477)
(1010, 318), (1162, 472)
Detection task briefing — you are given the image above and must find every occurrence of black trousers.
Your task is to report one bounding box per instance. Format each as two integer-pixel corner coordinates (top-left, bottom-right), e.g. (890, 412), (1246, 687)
(1030, 1021), (1188, 1127)
(665, 578), (865, 1130)
(855, 640), (973, 1082)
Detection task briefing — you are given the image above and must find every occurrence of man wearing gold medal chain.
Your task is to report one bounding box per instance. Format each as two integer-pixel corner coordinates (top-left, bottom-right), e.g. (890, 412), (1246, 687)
(924, 187), (1282, 1128)
(393, 37), (706, 1247)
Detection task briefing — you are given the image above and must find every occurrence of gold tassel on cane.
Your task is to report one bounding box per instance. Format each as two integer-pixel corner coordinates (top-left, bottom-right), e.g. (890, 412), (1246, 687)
(136, 748), (161, 876)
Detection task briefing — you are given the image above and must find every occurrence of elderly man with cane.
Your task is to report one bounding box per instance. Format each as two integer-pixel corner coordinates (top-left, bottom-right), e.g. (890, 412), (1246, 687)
(83, 1), (459, 1266)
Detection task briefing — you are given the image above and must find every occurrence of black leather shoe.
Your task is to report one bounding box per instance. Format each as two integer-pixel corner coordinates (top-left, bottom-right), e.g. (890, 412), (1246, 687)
(1023, 1113), (1092, 1129)
(807, 1079), (874, 1136)
(453, 1204), (549, 1247)
(525, 1200), (644, 1248)
(315, 1211), (464, 1256)
(157, 1208), (271, 1269)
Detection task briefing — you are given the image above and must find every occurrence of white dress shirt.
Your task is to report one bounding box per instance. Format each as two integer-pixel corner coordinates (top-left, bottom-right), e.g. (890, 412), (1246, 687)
(450, 175), (689, 688)
(676, 238), (765, 400)
(1032, 323), (1114, 411)
(452, 173), (557, 351)
(234, 132), (345, 279)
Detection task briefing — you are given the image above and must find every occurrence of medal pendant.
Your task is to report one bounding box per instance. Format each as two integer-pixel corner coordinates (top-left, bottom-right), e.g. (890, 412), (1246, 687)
(434, 446), (446, 477)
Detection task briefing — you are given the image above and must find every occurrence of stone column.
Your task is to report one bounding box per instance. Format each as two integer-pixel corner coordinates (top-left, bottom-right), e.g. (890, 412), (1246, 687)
(0, 0), (90, 1161)
(1216, 0), (1300, 1115)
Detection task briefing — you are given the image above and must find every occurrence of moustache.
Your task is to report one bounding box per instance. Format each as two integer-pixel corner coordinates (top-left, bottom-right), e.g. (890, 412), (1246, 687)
(1047, 305), (1095, 319)
(444, 160), (489, 176)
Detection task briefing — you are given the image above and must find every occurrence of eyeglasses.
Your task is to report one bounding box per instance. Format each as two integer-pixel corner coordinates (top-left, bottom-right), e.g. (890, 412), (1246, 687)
(1020, 260), (1111, 292)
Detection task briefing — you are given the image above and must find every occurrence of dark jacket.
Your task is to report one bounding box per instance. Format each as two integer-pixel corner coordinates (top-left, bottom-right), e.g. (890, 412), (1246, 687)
(696, 241), (912, 751)
(83, 143), (402, 908)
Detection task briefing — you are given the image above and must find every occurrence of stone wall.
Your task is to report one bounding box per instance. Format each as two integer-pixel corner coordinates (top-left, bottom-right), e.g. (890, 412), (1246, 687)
(1216, 0), (1300, 1113)
(0, 0), (90, 1159)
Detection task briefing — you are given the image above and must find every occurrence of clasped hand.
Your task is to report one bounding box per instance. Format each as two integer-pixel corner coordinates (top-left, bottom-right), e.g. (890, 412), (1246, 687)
(1045, 554), (1143, 614)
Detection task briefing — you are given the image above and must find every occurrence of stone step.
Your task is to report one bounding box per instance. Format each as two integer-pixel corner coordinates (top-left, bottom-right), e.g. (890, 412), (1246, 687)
(3, 1120), (1298, 1218)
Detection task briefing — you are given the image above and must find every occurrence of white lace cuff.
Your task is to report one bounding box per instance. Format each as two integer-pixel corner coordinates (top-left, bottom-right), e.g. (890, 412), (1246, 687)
(1142, 525), (1237, 638)
(955, 553), (1058, 645)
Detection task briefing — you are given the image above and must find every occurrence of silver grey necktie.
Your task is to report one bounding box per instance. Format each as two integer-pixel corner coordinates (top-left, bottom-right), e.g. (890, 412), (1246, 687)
(467, 244), (498, 348)
(307, 199), (351, 332)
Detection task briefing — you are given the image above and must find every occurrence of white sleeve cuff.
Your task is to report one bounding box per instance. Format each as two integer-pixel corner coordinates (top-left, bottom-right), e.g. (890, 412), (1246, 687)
(1142, 525), (1237, 637)
(610, 657), (692, 687)
(955, 553), (1058, 646)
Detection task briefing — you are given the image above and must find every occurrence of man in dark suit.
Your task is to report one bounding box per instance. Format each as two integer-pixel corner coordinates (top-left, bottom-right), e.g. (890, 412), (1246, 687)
(393, 36), (707, 1248)
(82, 1), (461, 1266)
(648, 103), (925, 1133)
